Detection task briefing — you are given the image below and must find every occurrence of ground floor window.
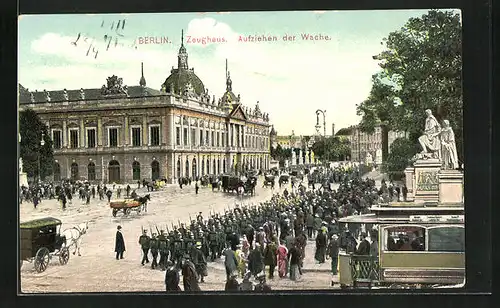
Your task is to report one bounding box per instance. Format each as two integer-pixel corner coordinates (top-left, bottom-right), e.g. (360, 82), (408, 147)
(132, 161), (141, 181)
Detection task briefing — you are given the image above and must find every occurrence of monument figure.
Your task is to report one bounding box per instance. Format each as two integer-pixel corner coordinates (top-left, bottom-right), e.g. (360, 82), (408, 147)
(440, 120), (459, 170)
(365, 152), (373, 165)
(298, 149), (303, 164)
(418, 109), (441, 159)
(291, 150), (296, 166)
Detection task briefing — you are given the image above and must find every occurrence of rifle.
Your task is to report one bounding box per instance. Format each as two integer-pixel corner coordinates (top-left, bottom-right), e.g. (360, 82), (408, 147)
(171, 222), (174, 230)
(189, 214), (192, 222)
(178, 219), (181, 228)
(155, 225), (160, 235)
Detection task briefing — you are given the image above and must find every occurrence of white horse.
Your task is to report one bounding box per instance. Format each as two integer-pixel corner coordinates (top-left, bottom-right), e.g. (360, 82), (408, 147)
(62, 221), (89, 256)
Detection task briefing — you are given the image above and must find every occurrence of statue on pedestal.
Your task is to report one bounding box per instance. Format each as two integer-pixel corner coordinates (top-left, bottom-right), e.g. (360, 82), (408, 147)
(291, 150), (296, 165)
(298, 149), (303, 164)
(440, 120), (459, 170)
(417, 109), (441, 159)
(305, 149), (310, 164)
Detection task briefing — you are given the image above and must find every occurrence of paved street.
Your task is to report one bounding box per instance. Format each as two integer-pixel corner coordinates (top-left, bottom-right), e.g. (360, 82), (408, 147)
(20, 177), (337, 293)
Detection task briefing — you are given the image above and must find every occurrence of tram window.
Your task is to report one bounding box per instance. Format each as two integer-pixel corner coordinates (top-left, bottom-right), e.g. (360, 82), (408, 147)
(384, 226), (425, 251)
(428, 226), (465, 252)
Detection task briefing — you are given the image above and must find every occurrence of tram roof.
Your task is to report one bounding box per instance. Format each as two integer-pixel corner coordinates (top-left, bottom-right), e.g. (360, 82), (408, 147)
(20, 217), (62, 229)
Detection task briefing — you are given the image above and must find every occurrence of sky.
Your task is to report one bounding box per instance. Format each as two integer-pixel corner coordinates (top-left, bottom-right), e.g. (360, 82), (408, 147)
(18, 9), (458, 136)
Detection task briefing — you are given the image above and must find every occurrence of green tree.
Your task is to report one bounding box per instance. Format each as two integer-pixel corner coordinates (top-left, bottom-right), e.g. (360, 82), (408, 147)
(270, 144), (292, 164)
(311, 136), (351, 162)
(19, 109), (54, 181)
(382, 137), (420, 178)
(357, 10), (462, 172)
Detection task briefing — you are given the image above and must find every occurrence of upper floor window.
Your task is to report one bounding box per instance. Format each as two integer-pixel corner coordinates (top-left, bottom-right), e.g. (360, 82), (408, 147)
(191, 128), (196, 146)
(69, 129), (79, 148)
(183, 127), (188, 146)
(87, 128), (96, 148)
(149, 125), (160, 146)
(52, 130), (62, 149)
(131, 126), (141, 147)
(108, 128), (118, 147)
(199, 129), (204, 146)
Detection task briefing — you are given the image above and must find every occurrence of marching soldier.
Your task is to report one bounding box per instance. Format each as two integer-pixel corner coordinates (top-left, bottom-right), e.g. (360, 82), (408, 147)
(158, 230), (168, 270)
(150, 233), (159, 269)
(139, 230), (151, 266)
(208, 226), (219, 261)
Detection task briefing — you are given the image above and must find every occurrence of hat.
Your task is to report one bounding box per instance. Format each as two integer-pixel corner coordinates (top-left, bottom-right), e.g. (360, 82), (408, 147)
(195, 241), (202, 248)
(117, 225), (122, 230)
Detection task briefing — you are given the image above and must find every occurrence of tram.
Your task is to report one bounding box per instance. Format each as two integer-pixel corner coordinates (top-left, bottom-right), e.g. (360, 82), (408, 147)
(337, 201), (465, 289)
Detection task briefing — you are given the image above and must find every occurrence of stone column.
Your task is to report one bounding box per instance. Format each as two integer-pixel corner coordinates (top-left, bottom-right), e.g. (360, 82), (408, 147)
(62, 120), (68, 148)
(161, 115), (167, 145)
(97, 118), (103, 147)
(404, 167), (415, 201)
(80, 119), (85, 147)
(142, 116), (147, 146)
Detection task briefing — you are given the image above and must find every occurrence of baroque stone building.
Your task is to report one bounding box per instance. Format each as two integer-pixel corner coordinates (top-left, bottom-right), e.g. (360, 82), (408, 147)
(18, 33), (272, 184)
(348, 125), (408, 163)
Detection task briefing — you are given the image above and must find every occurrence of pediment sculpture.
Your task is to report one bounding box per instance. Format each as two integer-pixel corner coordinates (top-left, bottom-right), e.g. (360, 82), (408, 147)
(102, 75), (127, 95)
(80, 88), (85, 100)
(30, 92), (35, 103)
(63, 89), (69, 101)
(44, 90), (51, 102)
(254, 101), (262, 117)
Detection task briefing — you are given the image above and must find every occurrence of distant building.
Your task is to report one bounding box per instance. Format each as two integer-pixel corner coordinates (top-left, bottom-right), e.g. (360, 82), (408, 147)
(346, 125), (407, 163)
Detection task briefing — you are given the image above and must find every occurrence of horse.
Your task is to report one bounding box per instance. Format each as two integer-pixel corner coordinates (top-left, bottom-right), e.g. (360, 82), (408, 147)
(61, 221), (89, 256)
(135, 194), (151, 212)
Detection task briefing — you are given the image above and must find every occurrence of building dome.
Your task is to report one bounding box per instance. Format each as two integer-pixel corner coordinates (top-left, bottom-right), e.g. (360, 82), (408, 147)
(161, 29), (206, 96)
(162, 68), (206, 96)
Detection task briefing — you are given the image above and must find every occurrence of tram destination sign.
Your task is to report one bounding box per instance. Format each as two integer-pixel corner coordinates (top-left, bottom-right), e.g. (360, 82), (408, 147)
(409, 215), (464, 223)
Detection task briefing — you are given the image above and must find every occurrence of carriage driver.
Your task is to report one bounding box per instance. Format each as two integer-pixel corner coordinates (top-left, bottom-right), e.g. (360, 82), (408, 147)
(139, 230), (151, 265)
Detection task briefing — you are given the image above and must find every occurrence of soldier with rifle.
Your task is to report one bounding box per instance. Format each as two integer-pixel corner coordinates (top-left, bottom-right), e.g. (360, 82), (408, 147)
(208, 225), (219, 261)
(150, 233), (159, 269)
(139, 229), (151, 266)
(158, 229), (168, 270)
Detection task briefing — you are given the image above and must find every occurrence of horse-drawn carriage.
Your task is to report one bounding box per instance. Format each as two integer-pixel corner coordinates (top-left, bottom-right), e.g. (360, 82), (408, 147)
(263, 174), (275, 187)
(110, 194), (150, 217)
(243, 176), (257, 195)
(278, 173), (290, 186)
(221, 175), (242, 193)
(20, 217), (70, 273)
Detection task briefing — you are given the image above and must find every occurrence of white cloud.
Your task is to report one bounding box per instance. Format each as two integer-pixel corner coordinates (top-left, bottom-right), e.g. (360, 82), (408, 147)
(21, 17), (384, 135)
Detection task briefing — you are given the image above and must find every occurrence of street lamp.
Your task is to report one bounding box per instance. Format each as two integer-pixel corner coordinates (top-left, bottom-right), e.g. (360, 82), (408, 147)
(38, 136), (45, 183)
(315, 109), (327, 163)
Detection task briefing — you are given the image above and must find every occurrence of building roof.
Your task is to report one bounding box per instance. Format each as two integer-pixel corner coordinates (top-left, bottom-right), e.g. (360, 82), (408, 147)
(162, 68), (206, 96)
(18, 84), (162, 105)
(20, 217), (62, 229)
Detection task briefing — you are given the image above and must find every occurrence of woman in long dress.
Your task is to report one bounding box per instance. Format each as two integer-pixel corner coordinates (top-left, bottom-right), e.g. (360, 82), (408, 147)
(276, 240), (288, 278)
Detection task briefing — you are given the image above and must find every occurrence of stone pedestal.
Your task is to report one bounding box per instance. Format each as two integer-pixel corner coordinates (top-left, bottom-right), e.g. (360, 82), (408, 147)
(413, 159), (441, 202)
(404, 167), (415, 201)
(438, 170), (464, 204)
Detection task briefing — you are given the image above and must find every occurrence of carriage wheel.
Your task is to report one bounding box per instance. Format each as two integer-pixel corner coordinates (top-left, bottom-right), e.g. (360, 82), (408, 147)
(112, 209), (118, 217)
(59, 247), (70, 265)
(34, 247), (50, 273)
(124, 208), (131, 215)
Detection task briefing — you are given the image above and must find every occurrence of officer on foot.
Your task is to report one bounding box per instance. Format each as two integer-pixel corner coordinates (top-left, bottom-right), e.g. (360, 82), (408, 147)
(139, 230), (150, 265)
(158, 230), (168, 270)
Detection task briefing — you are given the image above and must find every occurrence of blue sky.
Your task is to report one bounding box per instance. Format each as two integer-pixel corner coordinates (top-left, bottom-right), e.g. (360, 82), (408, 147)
(18, 9), (459, 135)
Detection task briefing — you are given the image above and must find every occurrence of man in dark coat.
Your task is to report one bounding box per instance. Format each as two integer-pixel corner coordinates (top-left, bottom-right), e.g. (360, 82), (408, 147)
(223, 246), (238, 280)
(306, 213), (314, 238)
(138, 230), (150, 265)
(115, 225), (125, 260)
(165, 261), (182, 292)
(190, 243), (208, 283)
(248, 243), (264, 277)
(263, 239), (278, 279)
(244, 224), (255, 249)
(314, 227), (327, 263)
(181, 255), (201, 291)
(327, 234), (339, 275)
(356, 232), (371, 255)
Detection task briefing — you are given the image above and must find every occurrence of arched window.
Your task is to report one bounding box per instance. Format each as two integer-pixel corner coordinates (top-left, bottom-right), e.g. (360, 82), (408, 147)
(151, 160), (160, 180)
(176, 158), (181, 178)
(185, 159), (190, 178)
(213, 159), (216, 175)
(206, 158), (210, 174)
(53, 162), (61, 181)
(70, 162), (79, 180)
(201, 159), (205, 176)
(223, 160), (226, 173)
(132, 161), (141, 181)
(87, 162), (96, 181)
(108, 160), (120, 183)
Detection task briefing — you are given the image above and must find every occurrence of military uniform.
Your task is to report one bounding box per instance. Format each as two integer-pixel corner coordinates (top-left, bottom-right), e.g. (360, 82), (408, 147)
(208, 229), (219, 261)
(138, 231), (151, 265)
(158, 231), (168, 270)
(150, 234), (159, 269)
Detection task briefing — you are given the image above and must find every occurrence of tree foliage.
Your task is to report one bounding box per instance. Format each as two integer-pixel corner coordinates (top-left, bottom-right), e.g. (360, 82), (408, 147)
(19, 109), (54, 180)
(311, 136), (351, 162)
(356, 10), (462, 172)
(270, 144), (292, 163)
(382, 137), (420, 177)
